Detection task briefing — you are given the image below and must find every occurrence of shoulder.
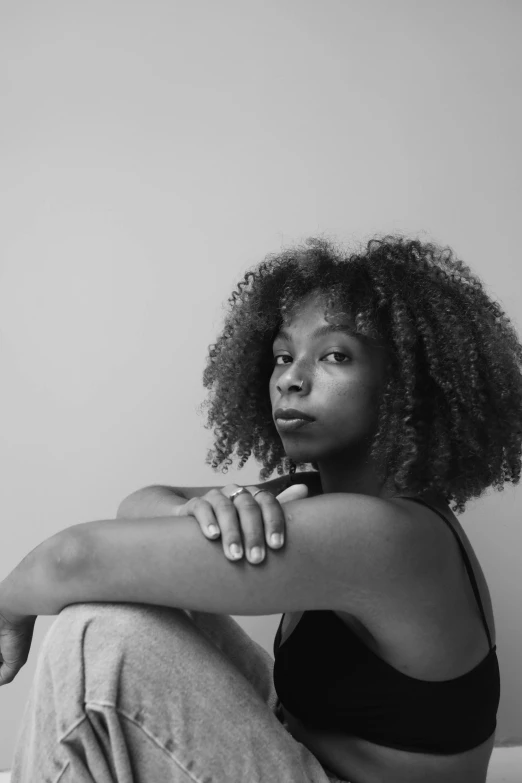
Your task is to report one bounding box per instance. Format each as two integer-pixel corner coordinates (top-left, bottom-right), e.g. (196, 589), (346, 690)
(283, 485), (451, 590)
(272, 490), (442, 615)
(282, 492), (444, 603)
(288, 477), (450, 571)
(389, 493), (460, 575)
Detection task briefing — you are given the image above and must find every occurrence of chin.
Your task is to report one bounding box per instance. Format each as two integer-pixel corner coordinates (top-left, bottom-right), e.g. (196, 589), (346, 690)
(282, 445), (319, 464)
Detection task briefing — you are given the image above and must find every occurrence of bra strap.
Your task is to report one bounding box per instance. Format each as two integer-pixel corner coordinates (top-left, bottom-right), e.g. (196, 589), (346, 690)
(400, 497), (493, 650)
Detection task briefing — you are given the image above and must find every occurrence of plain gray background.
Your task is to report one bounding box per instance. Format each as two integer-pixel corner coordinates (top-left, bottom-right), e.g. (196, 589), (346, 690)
(1, 0), (521, 770)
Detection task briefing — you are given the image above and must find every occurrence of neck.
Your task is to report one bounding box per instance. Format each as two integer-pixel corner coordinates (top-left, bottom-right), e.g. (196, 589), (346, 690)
(316, 451), (390, 499)
(315, 459), (441, 505)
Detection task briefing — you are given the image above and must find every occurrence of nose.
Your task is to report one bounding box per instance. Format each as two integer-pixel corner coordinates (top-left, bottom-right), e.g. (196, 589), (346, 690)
(276, 372), (306, 394)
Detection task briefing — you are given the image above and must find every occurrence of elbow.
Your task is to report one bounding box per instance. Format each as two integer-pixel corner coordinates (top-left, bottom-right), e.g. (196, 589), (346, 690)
(51, 528), (90, 580)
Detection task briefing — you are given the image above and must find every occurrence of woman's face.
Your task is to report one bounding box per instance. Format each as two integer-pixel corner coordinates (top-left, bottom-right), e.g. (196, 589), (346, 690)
(269, 291), (389, 467)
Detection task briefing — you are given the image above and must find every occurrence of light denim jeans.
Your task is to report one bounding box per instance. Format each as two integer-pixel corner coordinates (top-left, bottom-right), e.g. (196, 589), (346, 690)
(11, 602), (349, 782)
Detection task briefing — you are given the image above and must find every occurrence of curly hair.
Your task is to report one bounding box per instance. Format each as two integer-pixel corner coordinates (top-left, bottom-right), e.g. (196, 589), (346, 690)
(197, 234), (522, 515)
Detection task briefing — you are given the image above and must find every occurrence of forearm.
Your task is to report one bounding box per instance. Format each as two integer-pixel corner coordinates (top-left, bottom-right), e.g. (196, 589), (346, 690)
(1, 514), (201, 618)
(0, 488), (187, 619)
(116, 485), (186, 518)
(0, 533), (69, 617)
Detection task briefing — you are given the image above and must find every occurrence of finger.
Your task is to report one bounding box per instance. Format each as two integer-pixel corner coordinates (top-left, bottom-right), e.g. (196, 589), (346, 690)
(208, 488), (247, 561)
(179, 497), (222, 541)
(230, 488), (268, 564)
(181, 495), (243, 562)
(270, 483), (308, 549)
(0, 660), (21, 686)
(198, 498), (222, 540)
(193, 494), (243, 560)
(263, 483), (308, 548)
(249, 487), (287, 550)
(275, 483), (309, 503)
(0, 627), (33, 686)
(182, 497), (232, 560)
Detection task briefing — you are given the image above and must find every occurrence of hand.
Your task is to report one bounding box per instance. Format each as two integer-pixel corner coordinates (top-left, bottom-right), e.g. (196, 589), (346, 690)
(171, 483), (309, 564)
(0, 604), (37, 686)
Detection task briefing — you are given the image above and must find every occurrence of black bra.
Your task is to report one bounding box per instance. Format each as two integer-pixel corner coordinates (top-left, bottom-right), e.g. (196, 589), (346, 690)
(272, 496), (500, 755)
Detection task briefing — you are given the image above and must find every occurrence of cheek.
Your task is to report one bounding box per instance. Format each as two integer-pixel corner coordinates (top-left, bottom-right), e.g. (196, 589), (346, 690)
(330, 379), (379, 419)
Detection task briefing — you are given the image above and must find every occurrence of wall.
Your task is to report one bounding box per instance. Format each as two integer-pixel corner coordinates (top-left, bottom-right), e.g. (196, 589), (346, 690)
(1, 0), (521, 768)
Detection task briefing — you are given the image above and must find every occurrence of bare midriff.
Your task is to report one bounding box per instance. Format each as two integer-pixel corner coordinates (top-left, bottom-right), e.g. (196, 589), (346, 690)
(280, 702), (495, 783)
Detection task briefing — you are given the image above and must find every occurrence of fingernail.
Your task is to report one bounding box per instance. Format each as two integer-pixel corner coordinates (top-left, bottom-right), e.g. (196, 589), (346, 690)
(229, 543), (243, 559)
(249, 546), (264, 563)
(270, 533), (283, 547)
(207, 524), (219, 537)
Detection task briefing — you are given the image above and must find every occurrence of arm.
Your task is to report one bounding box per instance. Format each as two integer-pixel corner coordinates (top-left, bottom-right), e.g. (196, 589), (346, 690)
(1, 493), (440, 618)
(116, 486), (187, 518)
(115, 472), (323, 518)
(117, 478), (312, 565)
(0, 533), (73, 617)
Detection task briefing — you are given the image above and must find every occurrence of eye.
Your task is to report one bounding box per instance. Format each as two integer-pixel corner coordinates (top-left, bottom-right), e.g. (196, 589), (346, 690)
(324, 352), (350, 363)
(273, 355), (291, 365)
(272, 352), (350, 365)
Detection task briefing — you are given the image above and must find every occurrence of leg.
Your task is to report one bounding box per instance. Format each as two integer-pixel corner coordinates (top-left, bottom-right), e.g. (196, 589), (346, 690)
(11, 603), (347, 782)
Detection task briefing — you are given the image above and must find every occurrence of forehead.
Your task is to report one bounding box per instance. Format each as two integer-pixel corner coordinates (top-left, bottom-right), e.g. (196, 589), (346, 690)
(276, 292), (358, 339)
(274, 321), (359, 344)
(275, 292), (389, 362)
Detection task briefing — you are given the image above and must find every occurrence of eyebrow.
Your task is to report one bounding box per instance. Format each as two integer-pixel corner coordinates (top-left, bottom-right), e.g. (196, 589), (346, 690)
(274, 324), (359, 343)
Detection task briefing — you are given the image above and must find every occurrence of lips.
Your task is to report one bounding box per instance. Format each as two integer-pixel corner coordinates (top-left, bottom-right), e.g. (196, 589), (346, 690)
(275, 418), (312, 433)
(273, 407), (315, 421)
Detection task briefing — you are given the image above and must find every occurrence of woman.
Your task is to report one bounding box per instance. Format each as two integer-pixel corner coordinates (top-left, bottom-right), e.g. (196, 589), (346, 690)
(3, 235), (520, 782)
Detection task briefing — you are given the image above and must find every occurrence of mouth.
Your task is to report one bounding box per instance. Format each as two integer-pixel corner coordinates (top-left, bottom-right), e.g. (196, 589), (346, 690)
(275, 417), (313, 433)
(273, 407), (315, 422)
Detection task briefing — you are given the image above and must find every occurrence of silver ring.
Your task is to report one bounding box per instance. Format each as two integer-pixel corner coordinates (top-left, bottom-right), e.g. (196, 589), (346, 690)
(229, 486), (250, 501)
(252, 488), (273, 499)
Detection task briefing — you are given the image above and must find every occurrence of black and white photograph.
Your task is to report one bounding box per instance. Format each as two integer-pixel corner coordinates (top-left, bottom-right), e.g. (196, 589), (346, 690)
(1, 2), (521, 781)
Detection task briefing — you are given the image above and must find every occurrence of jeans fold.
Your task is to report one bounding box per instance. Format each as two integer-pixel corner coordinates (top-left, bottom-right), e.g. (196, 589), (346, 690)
(11, 603), (349, 783)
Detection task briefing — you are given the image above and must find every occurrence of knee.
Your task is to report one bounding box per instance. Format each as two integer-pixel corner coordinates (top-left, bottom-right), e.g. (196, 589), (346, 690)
(42, 602), (189, 663)
(26, 604), (192, 736)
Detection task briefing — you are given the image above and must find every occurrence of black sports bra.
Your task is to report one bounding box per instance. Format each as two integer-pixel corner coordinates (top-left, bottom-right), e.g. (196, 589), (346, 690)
(272, 496), (500, 755)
